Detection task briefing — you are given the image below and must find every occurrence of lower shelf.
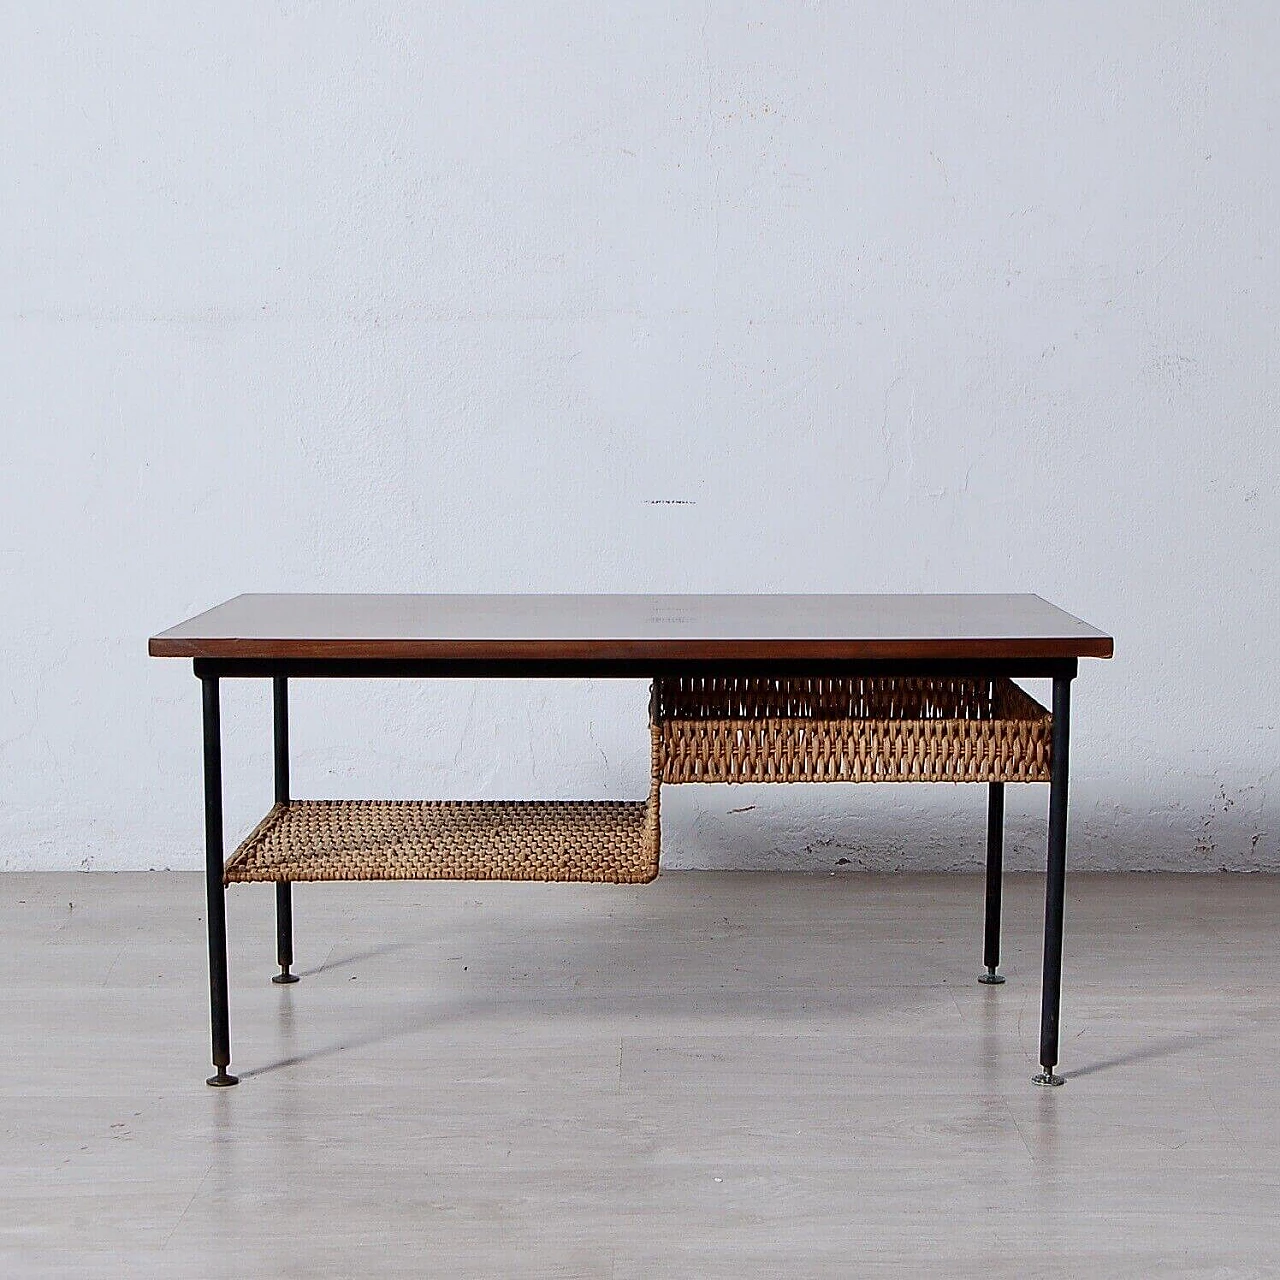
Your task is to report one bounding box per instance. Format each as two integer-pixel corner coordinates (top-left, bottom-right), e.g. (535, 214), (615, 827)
(225, 799), (660, 885)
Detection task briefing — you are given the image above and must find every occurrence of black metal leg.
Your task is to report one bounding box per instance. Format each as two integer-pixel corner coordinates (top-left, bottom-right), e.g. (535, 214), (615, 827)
(271, 677), (300, 984)
(202, 676), (238, 1087)
(273, 882), (298, 983)
(1034, 674), (1072, 1087)
(979, 781), (1006, 984)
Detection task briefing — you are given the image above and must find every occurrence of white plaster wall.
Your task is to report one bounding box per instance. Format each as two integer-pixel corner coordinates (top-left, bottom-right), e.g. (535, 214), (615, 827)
(2, 3), (1277, 873)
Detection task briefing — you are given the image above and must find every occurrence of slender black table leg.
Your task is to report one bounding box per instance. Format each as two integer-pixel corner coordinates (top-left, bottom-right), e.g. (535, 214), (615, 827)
(1033, 674), (1073, 1087)
(272, 676), (300, 985)
(979, 781), (1006, 984)
(202, 676), (238, 1087)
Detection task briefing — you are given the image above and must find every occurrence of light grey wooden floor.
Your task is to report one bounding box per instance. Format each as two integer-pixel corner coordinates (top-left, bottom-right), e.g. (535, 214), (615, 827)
(1, 871), (1277, 1278)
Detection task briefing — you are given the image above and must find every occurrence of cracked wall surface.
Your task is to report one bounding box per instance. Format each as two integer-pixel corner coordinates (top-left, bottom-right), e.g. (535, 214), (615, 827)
(2, 3), (1277, 871)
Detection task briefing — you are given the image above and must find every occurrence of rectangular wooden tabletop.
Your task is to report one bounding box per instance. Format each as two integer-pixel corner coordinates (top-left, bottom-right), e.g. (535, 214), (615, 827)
(150, 594), (1112, 663)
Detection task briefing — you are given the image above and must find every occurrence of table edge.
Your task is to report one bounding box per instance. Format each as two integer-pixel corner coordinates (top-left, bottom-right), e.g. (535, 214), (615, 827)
(149, 635), (1115, 661)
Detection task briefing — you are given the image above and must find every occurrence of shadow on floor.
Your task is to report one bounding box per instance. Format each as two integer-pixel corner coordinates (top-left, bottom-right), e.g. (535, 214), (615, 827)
(295, 941), (412, 978)
(226, 877), (1243, 1083)
(1067, 1030), (1236, 1079)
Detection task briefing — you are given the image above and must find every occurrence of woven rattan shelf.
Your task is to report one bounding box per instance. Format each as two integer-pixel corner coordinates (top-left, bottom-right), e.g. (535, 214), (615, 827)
(226, 797), (661, 885)
(224, 679), (1048, 888)
(653, 676), (1052, 784)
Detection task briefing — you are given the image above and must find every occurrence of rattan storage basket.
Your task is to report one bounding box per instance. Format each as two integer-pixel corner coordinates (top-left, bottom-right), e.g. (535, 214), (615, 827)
(653, 675), (1051, 785)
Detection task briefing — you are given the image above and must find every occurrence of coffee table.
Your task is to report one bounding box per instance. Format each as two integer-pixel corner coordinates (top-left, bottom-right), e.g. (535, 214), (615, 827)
(150, 594), (1113, 1087)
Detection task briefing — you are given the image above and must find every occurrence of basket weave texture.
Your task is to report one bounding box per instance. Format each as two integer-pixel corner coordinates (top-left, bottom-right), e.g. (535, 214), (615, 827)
(654, 676), (1051, 784)
(226, 797), (660, 885)
(225, 727), (662, 885)
(225, 678), (1050, 885)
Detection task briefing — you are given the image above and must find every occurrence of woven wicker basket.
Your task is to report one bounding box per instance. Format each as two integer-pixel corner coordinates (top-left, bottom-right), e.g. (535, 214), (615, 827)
(653, 675), (1051, 785)
(225, 676), (1049, 885)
